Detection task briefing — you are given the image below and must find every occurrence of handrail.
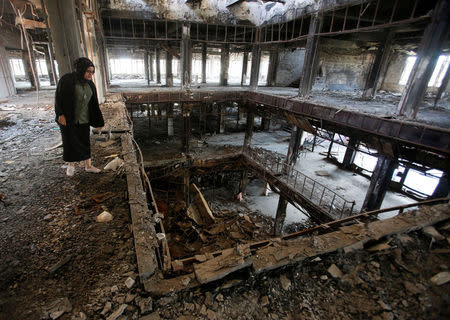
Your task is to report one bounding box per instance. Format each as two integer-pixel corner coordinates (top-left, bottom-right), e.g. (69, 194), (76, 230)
(244, 147), (355, 218)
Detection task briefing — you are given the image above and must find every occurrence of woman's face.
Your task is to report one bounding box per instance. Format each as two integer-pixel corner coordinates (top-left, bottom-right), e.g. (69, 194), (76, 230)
(84, 67), (95, 81)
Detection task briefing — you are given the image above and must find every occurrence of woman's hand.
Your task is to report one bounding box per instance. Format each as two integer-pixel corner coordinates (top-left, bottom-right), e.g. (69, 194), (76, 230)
(58, 115), (66, 126)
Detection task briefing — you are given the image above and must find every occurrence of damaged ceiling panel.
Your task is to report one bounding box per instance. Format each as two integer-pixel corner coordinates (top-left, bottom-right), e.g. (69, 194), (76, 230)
(101, 0), (321, 25)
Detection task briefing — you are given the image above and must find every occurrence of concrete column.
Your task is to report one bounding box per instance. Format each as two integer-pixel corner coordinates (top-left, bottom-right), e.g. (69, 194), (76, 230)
(397, 0), (449, 118)
(166, 48), (173, 87)
(149, 51), (154, 82)
(23, 42), (39, 89)
(362, 31), (394, 100)
(43, 43), (56, 85)
(243, 109), (255, 149)
(362, 156), (397, 212)
(217, 104), (225, 134)
(274, 195), (288, 236)
(201, 43), (207, 84)
(0, 46), (16, 98)
(144, 50), (150, 86)
(267, 50), (278, 86)
(241, 51), (249, 86)
(285, 126), (304, 167)
(249, 44), (261, 89)
(342, 136), (359, 169)
(299, 13), (322, 97)
(156, 48), (161, 84)
(182, 103), (191, 153)
(181, 23), (192, 89)
(167, 103), (174, 137)
(43, 0), (83, 76)
(220, 44), (230, 86)
(260, 117), (270, 131)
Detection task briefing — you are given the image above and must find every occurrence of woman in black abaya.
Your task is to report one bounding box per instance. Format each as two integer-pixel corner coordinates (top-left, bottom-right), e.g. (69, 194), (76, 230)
(54, 57), (104, 176)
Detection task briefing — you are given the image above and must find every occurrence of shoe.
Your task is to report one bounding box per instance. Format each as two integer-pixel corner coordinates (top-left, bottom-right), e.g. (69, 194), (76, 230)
(66, 165), (75, 176)
(85, 166), (101, 173)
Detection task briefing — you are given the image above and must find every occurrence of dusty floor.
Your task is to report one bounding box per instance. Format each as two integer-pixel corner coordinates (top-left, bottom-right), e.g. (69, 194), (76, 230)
(0, 90), (449, 320)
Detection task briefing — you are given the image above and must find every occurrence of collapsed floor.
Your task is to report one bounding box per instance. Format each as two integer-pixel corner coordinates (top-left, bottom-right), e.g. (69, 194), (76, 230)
(0, 90), (449, 320)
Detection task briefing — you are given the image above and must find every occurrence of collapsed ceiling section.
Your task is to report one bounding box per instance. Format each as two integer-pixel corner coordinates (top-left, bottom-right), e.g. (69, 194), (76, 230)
(100, 0), (320, 25)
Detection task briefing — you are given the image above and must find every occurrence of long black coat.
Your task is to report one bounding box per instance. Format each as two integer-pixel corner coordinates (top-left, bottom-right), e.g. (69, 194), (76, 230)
(54, 72), (104, 128)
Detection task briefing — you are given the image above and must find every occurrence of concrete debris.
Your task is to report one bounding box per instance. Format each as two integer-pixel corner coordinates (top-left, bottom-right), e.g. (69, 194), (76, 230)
(320, 275), (328, 281)
(43, 214), (53, 221)
(110, 285), (119, 293)
(260, 295), (269, 306)
(366, 240), (392, 252)
(140, 312), (161, 320)
(71, 312), (87, 320)
(206, 309), (216, 320)
(125, 277), (135, 288)
(104, 157), (124, 171)
(378, 300), (392, 310)
(430, 271), (450, 286)
(43, 297), (72, 320)
(100, 302), (112, 316)
(314, 170), (330, 176)
(137, 296), (153, 314)
(422, 226), (445, 241)
(279, 274), (291, 291)
(99, 140), (116, 147)
(96, 211), (113, 222)
(48, 255), (72, 274)
(215, 293), (224, 302)
(327, 264), (344, 278)
(106, 304), (127, 320)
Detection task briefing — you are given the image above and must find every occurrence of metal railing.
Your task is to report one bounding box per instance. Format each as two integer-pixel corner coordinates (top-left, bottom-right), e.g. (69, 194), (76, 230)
(244, 147), (355, 219)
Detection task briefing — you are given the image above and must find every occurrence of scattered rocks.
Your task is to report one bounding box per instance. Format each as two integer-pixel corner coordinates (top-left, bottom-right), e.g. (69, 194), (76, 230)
(140, 312), (161, 320)
(100, 302), (112, 316)
(96, 211), (113, 222)
(279, 274), (292, 291)
(125, 276), (135, 288)
(42, 297), (72, 320)
(430, 271), (450, 286)
(260, 295), (269, 306)
(106, 304), (127, 320)
(137, 296), (153, 314)
(43, 214), (53, 221)
(327, 264), (344, 278)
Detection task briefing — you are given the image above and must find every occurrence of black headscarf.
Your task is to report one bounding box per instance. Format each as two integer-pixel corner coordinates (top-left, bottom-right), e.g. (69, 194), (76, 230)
(74, 57), (95, 83)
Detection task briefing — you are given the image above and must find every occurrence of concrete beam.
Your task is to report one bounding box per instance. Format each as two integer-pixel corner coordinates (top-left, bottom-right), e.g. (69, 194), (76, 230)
(144, 50), (150, 85)
(285, 126), (303, 167)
